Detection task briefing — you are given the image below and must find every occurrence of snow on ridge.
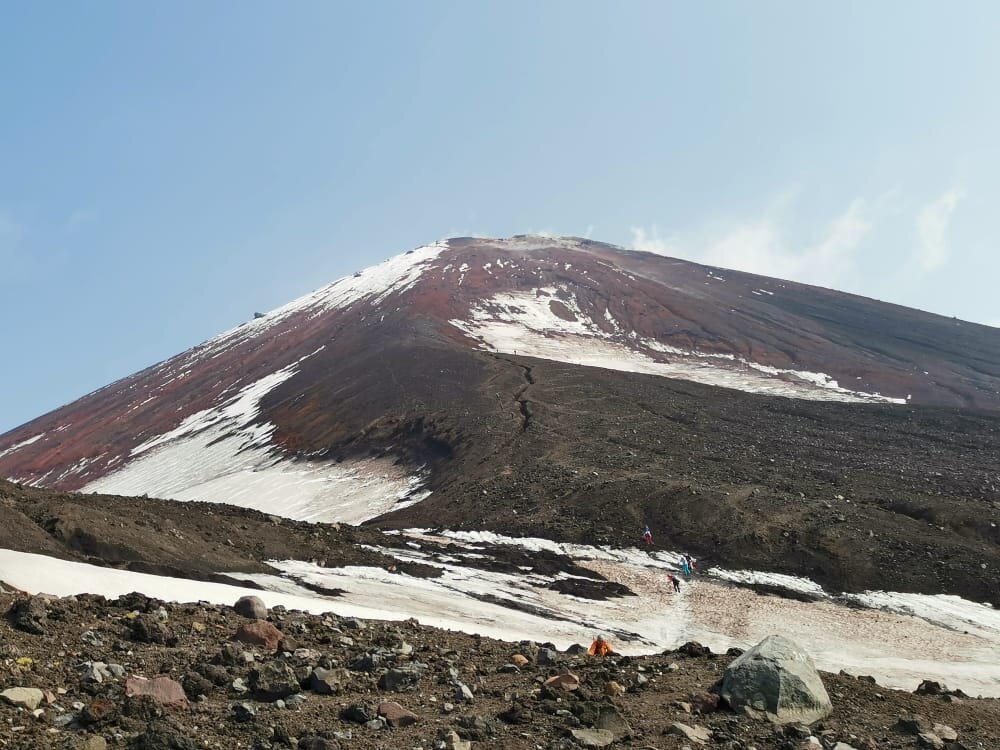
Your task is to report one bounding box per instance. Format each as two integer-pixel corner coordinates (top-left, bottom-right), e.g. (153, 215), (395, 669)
(195, 241), (448, 359)
(451, 287), (906, 404)
(0, 432), (45, 459)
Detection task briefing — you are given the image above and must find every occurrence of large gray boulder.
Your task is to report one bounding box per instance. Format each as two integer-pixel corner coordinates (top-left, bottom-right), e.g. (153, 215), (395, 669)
(720, 635), (832, 725)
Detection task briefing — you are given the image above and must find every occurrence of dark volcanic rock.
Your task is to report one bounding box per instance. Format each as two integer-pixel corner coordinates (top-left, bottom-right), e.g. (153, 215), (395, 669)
(8, 596), (48, 634)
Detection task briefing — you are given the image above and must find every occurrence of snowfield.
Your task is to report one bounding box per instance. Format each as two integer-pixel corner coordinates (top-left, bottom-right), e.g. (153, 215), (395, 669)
(2, 531), (997, 697)
(83, 351), (428, 524)
(450, 286), (906, 404)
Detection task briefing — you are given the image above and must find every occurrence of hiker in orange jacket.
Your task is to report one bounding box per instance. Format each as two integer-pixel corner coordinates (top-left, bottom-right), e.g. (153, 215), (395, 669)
(587, 635), (614, 657)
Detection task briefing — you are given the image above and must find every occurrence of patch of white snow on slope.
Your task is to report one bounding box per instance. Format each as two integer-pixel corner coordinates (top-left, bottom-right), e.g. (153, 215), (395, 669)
(0, 432), (46, 459)
(83, 353), (427, 524)
(196, 241), (447, 359)
(450, 289), (904, 404)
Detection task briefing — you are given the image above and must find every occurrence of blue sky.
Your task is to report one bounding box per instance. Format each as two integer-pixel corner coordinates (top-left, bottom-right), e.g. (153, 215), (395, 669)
(2, 1), (999, 432)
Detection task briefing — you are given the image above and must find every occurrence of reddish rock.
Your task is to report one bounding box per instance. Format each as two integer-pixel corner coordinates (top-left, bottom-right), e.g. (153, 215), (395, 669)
(378, 700), (419, 727)
(124, 676), (188, 708)
(690, 690), (720, 714)
(233, 620), (283, 652)
(543, 672), (580, 691)
(510, 654), (530, 667)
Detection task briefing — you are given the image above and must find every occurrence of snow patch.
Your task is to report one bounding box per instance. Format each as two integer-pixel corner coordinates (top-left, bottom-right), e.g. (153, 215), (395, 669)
(451, 288), (905, 404)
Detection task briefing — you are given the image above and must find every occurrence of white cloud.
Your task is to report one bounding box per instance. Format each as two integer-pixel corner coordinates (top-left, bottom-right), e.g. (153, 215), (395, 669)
(630, 196), (873, 287)
(914, 187), (965, 271)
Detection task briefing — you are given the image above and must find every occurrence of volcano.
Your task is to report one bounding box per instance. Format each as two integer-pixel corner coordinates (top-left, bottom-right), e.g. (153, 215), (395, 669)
(2, 235), (999, 602)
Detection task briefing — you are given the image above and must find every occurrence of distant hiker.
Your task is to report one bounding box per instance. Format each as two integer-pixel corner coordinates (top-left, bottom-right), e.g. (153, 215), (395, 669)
(587, 635), (614, 657)
(680, 556), (691, 578)
(668, 573), (681, 593)
(642, 525), (653, 545)
(684, 553), (697, 574)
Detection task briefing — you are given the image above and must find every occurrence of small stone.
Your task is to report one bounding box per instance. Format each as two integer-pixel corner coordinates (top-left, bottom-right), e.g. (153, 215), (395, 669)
(249, 661), (300, 701)
(604, 680), (625, 697)
(233, 620), (284, 652)
(537, 647), (560, 665)
(510, 654), (529, 666)
(918, 734), (945, 750)
(342, 618), (365, 630)
(0, 687), (45, 711)
(233, 595), (268, 619)
(310, 667), (351, 695)
(569, 728), (614, 748)
(81, 737), (108, 750)
(285, 693), (307, 708)
(438, 729), (472, 750)
(543, 672), (580, 691)
(232, 702), (256, 722)
(297, 737), (341, 750)
(454, 681), (474, 702)
(670, 722), (713, 745)
(378, 700), (419, 727)
(7, 596), (48, 634)
(124, 676), (189, 708)
(933, 725), (958, 742)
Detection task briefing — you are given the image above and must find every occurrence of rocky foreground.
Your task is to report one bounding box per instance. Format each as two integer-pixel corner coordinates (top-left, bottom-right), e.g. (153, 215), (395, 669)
(0, 587), (996, 750)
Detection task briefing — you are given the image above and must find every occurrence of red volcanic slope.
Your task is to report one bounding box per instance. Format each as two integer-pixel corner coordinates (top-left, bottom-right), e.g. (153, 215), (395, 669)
(2, 234), (999, 494)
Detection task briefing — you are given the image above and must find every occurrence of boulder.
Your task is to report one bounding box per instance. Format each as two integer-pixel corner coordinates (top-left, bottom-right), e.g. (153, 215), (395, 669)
(124, 676), (189, 708)
(720, 635), (832, 725)
(233, 595), (268, 619)
(233, 620), (284, 652)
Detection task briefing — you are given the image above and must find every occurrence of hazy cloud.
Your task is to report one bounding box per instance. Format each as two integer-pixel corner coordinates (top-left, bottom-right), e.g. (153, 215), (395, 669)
(631, 196), (873, 287)
(914, 187), (965, 271)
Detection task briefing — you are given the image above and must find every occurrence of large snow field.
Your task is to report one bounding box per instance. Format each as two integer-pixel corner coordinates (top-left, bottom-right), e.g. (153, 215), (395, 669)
(2, 530), (997, 697)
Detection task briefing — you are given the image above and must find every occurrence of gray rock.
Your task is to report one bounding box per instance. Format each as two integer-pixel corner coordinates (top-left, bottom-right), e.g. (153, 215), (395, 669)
(233, 595), (268, 619)
(0, 687), (45, 710)
(454, 681), (474, 702)
(342, 618), (366, 630)
(377, 663), (425, 691)
(670, 722), (712, 745)
(8, 596), (47, 634)
(569, 728), (615, 748)
(933, 724), (958, 742)
(918, 734), (945, 750)
(595, 703), (632, 739)
(232, 702), (256, 722)
(537, 647), (560, 665)
(250, 661), (300, 701)
(285, 693), (307, 708)
(310, 667), (350, 695)
(720, 635), (832, 725)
